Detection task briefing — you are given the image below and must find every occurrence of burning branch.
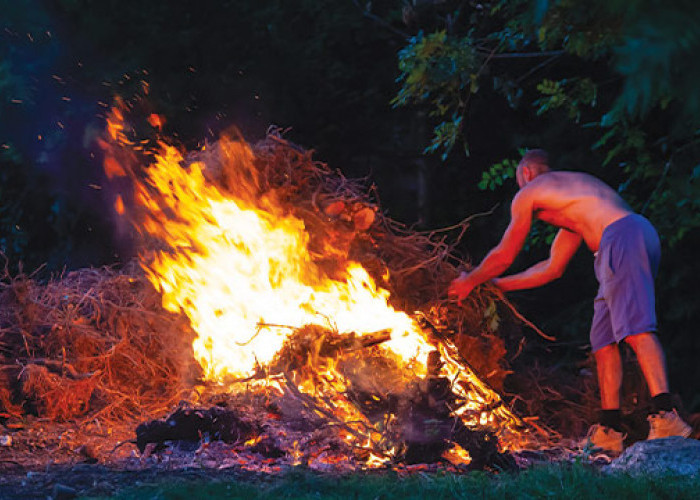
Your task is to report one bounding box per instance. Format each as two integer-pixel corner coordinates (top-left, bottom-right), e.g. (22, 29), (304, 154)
(0, 111), (552, 471)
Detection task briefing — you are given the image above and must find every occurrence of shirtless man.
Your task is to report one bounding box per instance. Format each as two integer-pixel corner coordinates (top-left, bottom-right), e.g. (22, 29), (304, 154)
(448, 149), (691, 453)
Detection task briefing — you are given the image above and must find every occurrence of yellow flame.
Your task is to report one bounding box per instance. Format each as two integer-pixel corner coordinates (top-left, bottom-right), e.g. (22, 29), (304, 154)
(134, 139), (431, 380)
(103, 108), (531, 455)
(442, 445), (472, 465)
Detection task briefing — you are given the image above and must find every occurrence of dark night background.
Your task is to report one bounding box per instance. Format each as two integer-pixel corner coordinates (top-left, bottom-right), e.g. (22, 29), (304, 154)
(1, 1), (698, 412)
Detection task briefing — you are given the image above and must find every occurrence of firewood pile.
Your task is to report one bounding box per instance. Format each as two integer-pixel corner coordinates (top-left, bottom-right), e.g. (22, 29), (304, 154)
(1, 124), (546, 468)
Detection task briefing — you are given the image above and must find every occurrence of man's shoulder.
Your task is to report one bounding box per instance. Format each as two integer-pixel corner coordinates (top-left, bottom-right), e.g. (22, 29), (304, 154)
(534, 170), (581, 183)
(510, 187), (537, 212)
(511, 172), (572, 207)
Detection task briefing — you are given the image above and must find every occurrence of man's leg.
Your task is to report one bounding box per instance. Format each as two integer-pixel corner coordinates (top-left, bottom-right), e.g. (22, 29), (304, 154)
(623, 332), (668, 396)
(588, 253), (625, 450)
(594, 343), (623, 409)
(587, 342), (625, 453)
(623, 332), (691, 439)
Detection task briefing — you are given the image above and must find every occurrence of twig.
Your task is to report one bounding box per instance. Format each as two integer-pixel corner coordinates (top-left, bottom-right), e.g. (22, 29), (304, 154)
(516, 53), (563, 84)
(234, 322), (293, 347)
(109, 439), (137, 455)
(415, 205), (499, 235)
(282, 372), (373, 446)
(480, 49), (567, 59)
(490, 286), (556, 341)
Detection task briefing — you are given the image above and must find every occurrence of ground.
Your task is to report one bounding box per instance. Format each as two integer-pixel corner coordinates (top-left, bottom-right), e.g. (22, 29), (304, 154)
(2, 416), (700, 499)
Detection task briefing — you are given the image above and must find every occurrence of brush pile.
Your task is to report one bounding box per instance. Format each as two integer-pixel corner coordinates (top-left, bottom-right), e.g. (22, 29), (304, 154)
(0, 262), (199, 422)
(0, 128), (522, 455)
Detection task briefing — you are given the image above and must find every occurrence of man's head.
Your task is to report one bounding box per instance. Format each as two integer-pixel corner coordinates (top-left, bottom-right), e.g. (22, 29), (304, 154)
(516, 149), (551, 188)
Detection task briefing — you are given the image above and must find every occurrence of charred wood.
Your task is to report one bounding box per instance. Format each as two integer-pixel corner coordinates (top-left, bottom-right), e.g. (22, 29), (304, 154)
(135, 406), (256, 453)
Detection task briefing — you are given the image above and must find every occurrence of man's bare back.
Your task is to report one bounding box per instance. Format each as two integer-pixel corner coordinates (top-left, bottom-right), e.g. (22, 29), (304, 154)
(517, 171), (633, 252)
(449, 161), (637, 300)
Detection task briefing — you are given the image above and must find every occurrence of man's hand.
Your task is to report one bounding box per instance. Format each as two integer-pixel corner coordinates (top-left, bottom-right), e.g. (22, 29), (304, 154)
(448, 271), (477, 304)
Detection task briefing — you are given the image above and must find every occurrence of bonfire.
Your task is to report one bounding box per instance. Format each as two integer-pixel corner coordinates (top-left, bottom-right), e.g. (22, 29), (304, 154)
(0, 102), (550, 474)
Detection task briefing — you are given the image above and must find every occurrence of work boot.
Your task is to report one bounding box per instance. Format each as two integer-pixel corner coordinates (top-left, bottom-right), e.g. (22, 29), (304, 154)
(583, 424), (625, 455)
(647, 409), (692, 440)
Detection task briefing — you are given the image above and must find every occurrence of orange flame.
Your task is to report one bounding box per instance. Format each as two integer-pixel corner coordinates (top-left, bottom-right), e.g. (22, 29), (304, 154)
(104, 156), (126, 179)
(114, 194), (125, 215)
(147, 113), (165, 131)
(132, 138), (432, 380)
(102, 106), (529, 462)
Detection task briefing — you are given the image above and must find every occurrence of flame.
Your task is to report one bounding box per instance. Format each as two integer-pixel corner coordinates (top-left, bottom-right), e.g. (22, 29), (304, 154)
(147, 113), (165, 131)
(103, 106), (529, 463)
(442, 445), (472, 465)
(244, 435), (262, 447)
(114, 194), (125, 215)
(125, 136), (432, 380)
(104, 156), (126, 179)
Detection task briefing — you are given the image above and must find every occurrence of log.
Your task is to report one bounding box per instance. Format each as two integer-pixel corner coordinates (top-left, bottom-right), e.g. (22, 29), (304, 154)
(228, 327), (393, 383)
(135, 406), (256, 453)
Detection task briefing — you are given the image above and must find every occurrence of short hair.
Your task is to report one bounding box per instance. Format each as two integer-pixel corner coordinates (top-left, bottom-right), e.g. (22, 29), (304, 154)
(518, 149), (550, 176)
(520, 149), (549, 168)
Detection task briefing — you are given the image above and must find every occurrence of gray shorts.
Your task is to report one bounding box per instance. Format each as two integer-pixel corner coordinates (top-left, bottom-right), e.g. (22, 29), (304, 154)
(590, 214), (661, 352)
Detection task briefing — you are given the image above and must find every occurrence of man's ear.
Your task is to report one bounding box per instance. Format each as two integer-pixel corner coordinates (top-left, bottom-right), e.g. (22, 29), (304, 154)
(523, 166), (533, 183)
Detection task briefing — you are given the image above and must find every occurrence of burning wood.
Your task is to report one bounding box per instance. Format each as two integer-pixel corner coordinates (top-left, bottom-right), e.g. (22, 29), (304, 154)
(133, 322), (516, 470)
(0, 104), (546, 472)
(269, 326), (392, 375)
(136, 338), (514, 469)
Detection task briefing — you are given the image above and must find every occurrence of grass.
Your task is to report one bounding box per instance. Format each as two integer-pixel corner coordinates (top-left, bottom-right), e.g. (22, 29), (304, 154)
(83, 462), (700, 500)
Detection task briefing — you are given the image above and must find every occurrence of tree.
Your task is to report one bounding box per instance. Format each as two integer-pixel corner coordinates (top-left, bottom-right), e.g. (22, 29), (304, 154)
(391, 0), (700, 243)
(389, 0), (700, 409)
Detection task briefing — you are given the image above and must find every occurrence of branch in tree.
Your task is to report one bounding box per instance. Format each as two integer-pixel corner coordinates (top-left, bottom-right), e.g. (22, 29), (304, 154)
(480, 50), (567, 59)
(516, 54), (564, 84)
(641, 160), (672, 216)
(351, 0), (410, 40)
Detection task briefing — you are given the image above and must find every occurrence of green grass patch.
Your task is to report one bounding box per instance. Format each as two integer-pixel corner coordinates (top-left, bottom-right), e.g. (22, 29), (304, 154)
(85, 463), (700, 500)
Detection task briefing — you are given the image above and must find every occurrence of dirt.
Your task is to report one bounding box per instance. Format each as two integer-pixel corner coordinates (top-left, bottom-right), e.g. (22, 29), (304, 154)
(0, 416), (301, 499)
(0, 416), (480, 499)
(4, 414), (697, 499)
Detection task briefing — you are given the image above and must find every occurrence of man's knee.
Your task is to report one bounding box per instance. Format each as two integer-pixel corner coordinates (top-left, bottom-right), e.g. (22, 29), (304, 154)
(594, 342), (619, 362)
(622, 331), (655, 348)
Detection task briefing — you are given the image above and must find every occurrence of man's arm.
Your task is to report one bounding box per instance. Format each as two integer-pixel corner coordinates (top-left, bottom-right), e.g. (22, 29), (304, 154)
(448, 191), (534, 301)
(492, 228), (582, 291)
